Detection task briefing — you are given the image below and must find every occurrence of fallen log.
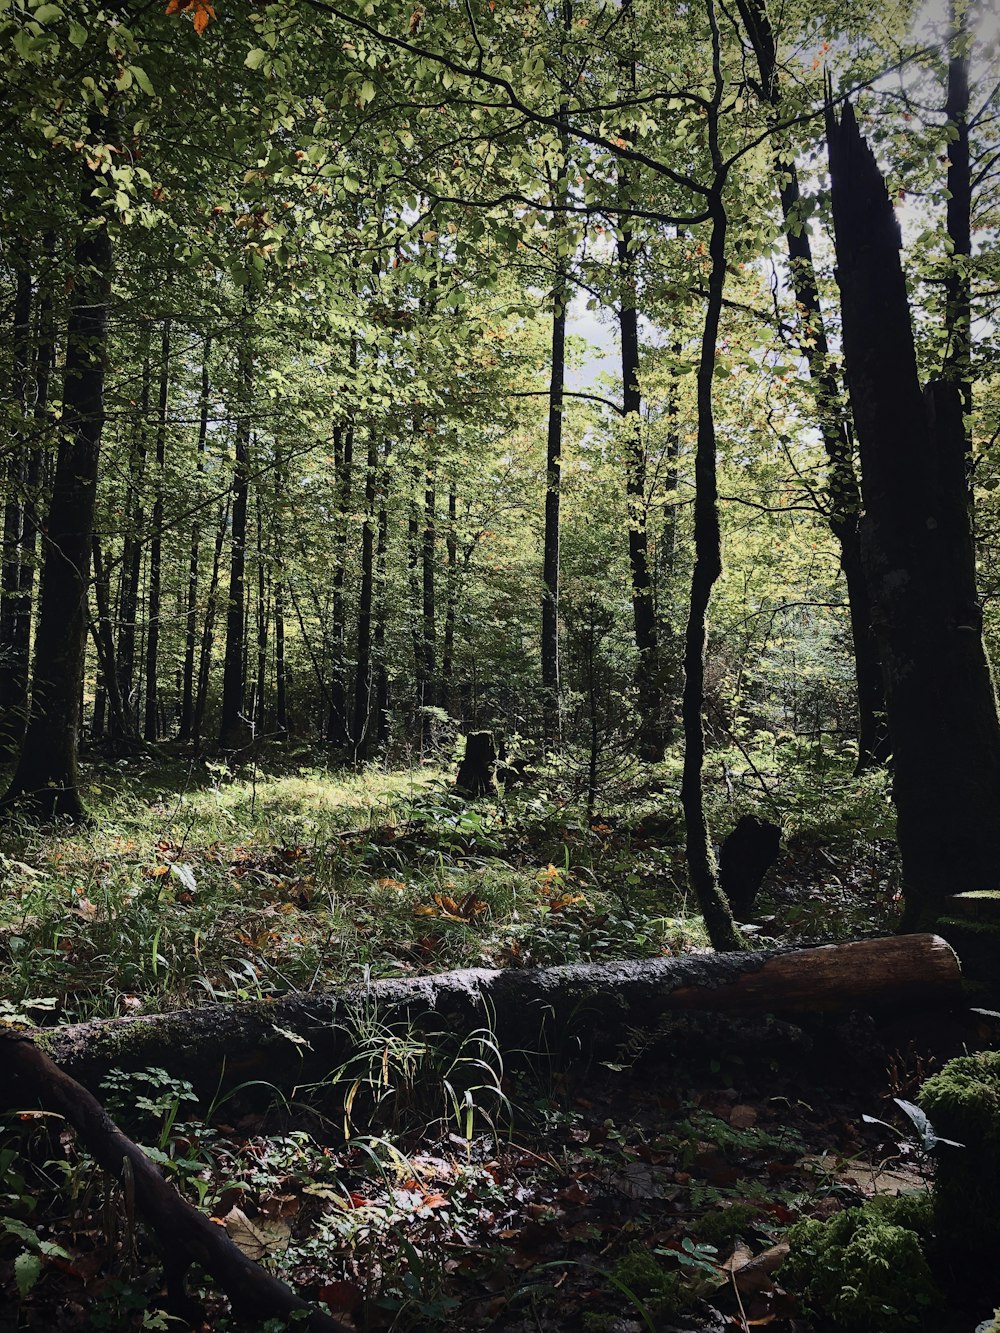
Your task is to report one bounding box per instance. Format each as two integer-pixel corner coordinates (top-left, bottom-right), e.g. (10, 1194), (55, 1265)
(1, 1031), (350, 1332)
(21, 934), (962, 1095)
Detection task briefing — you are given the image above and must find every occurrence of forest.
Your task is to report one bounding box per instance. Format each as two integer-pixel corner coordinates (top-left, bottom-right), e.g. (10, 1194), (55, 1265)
(2, 0), (1000, 1328)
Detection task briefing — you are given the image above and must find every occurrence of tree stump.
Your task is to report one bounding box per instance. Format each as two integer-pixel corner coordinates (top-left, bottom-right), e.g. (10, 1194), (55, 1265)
(455, 730), (497, 796)
(719, 814), (782, 920)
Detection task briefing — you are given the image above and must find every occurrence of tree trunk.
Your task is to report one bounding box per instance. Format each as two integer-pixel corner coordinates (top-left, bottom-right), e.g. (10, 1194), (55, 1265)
(26, 935), (961, 1095)
(252, 488), (268, 729)
(179, 340), (210, 742)
(456, 730), (497, 796)
(679, 12), (745, 952)
(326, 423), (353, 748)
(218, 346), (253, 751)
(827, 101), (1000, 930)
(441, 480), (458, 715)
(0, 260), (32, 751)
(420, 448), (437, 747)
(541, 266), (566, 750)
(116, 333), (150, 739)
(1, 148), (112, 820)
(91, 536), (136, 745)
(735, 0), (889, 771)
(373, 439), (392, 747)
(618, 227), (664, 760)
(144, 319), (171, 742)
(274, 577), (288, 739)
(943, 0), (972, 454)
(351, 430), (379, 760)
(194, 501), (230, 747)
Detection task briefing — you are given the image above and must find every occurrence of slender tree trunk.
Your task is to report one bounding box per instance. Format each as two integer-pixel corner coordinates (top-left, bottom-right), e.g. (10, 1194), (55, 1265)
(441, 480), (458, 715)
(91, 536), (134, 744)
(736, 0), (888, 771)
(2, 148), (113, 820)
(218, 345), (253, 750)
(274, 578), (288, 740)
(143, 319), (170, 742)
(420, 450), (437, 747)
(179, 340), (210, 741)
(116, 334), (150, 737)
(542, 268), (566, 750)
(827, 101), (1000, 930)
(373, 439), (392, 747)
(618, 226), (664, 758)
(944, 0), (972, 453)
(253, 488), (268, 729)
(194, 501), (229, 748)
(326, 422), (354, 748)
(0, 260), (32, 750)
(352, 430), (379, 760)
(679, 6), (744, 951)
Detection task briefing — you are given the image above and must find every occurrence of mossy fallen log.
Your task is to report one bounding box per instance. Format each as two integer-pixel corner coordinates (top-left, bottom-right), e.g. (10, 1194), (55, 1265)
(16, 935), (961, 1096)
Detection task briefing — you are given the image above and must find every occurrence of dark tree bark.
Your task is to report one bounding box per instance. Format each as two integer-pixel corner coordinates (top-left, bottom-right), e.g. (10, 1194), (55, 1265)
(441, 480), (458, 715)
(252, 488), (268, 729)
(456, 730), (497, 796)
(274, 577), (288, 739)
(143, 319), (171, 742)
(25, 935), (961, 1095)
(827, 101), (1000, 930)
(0, 259), (32, 751)
(736, 0), (889, 771)
(616, 0), (664, 760)
(91, 536), (136, 745)
(373, 439), (393, 747)
(194, 501), (229, 747)
(679, 4), (745, 952)
(1, 153), (112, 820)
(618, 228), (665, 760)
(943, 0), (972, 451)
(218, 346), (253, 750)
(178, 340), (210, 742)
(326, 423), (353, 748)
(719, 815), (782, 921)
(116, 332), (150, 738)
(420, 448), (437, 746)
(351, 430), (379, 759)
(541, 265), (566, 750)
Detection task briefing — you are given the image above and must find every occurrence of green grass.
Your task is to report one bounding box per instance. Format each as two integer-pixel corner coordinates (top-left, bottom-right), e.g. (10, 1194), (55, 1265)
(0, 757), (703, 1025)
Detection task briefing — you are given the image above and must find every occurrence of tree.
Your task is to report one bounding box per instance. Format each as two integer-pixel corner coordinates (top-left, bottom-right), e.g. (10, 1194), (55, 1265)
(827, 99), (1000, 930)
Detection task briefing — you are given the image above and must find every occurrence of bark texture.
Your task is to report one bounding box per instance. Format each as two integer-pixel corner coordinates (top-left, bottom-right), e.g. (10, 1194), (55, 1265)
(827, 102), (1000, 928)
(27, 935), (961, 1095)
(1, 159), (112, 820)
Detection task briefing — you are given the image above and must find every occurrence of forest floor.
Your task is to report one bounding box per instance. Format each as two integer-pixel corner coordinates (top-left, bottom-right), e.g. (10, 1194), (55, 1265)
(0, 745), (990, 1331)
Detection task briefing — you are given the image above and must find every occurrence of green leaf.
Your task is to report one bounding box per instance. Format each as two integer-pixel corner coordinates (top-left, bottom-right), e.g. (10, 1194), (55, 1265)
(33, 3), (62, 21)
(14, 1251), (41, 1297)
(130, 66), (154, 96)
(68, 18), (87, 46)
(245, 48), (267, 70)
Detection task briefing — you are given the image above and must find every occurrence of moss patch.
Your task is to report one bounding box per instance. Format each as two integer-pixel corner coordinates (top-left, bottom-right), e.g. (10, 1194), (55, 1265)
(781, 1195), (942, 1333)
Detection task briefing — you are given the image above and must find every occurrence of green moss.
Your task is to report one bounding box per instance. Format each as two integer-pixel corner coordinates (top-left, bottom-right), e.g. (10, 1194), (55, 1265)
(920, 1051), (1000, 1147)
(781, 1201), (942, 1333)
(919, 1052), (1000, 1280)
(608, 1244), (683, 1319)
(697, 1202), (765, 1245)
